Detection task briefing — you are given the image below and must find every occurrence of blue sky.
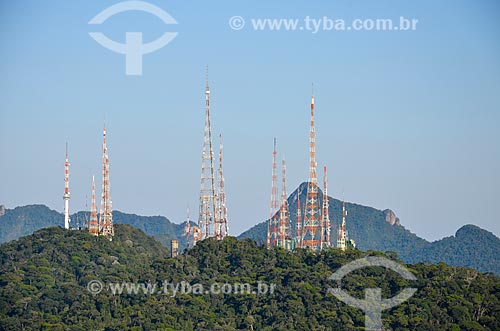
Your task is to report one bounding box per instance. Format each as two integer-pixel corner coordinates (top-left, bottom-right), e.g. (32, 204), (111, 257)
(1, 0), (499, 240)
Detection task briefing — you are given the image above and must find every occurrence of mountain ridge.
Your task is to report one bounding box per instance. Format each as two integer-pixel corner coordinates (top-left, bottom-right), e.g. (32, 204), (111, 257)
(1, 187), (499, 275)
(0, 204), (191, 248)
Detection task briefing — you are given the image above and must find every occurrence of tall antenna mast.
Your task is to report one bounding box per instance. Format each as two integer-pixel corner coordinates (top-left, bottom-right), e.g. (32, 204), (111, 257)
(63, 143), (71, 229)
(99, 123), (114, 239)
(184, 206), (191, 248)
(267, 138), (279, 248)
(89, 175), (99, 236)
(216, 134), (229, 239)
(322, 165), (331, 249)
(337, 194), (348, 250)
(302, 84), (322, 250)
(198, 67), (217, 240)
(278, 158), (289, 248)
(296, 195), (302, 248)
(84, 194), (89, 229)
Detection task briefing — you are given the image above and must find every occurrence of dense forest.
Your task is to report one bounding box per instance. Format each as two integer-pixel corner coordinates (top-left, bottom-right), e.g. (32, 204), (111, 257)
(0, 225), (499, 330)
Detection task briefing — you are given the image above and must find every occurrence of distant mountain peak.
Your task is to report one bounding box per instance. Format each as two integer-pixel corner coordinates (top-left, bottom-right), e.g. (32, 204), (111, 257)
(454, 224), (498, 240)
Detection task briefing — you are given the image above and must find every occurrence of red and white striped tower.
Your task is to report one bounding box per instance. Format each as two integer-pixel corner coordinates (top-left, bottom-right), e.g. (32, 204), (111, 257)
(198, 70), (217, 240)
(302, 87), (322, 250)
(267, 138), (279, 248)
(321, 165), (331, 249)
(215, 134), (229, 239)
(63, 143), (71, 229)
(278, 158), (290, 248)
(99, 124), (114, 239)
(296, 195), (302, 248)
(89, 175), (99, 236)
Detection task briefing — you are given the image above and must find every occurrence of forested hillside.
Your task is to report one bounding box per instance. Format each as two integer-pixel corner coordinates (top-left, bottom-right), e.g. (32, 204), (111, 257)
(0, 225), (498, 330)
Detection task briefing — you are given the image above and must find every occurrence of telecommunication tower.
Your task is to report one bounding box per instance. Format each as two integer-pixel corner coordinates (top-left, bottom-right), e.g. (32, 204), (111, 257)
(99, 124), (114, 239)
(63, 143), (71, 229)
(267, 138), (279, 248)
(302, 88), (322, 250)
(89, 175), (99, 236)
(198, 71), (217, 240)
(321, 166), (331, 249)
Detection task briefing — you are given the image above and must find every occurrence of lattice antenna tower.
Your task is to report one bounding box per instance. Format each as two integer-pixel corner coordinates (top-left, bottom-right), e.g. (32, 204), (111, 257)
(337, 193), (348, 250)
(198, 67), (217, 240)
(296, 195), (302, 248)
(99, 123), (114, 239)
(278, 158), (290, 248)
(63, 143), (71, 229)
(267, 138), (279, 248)
(302, 84), (322, 250)
(184, 207), (192, 248)
(216, 134), (229, 239)
(89, 176), (99, 235)
(321, 165), (331, 249)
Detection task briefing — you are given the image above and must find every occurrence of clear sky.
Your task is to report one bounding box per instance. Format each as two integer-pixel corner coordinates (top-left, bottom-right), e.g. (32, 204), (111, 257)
(1, 0), (499, 241)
